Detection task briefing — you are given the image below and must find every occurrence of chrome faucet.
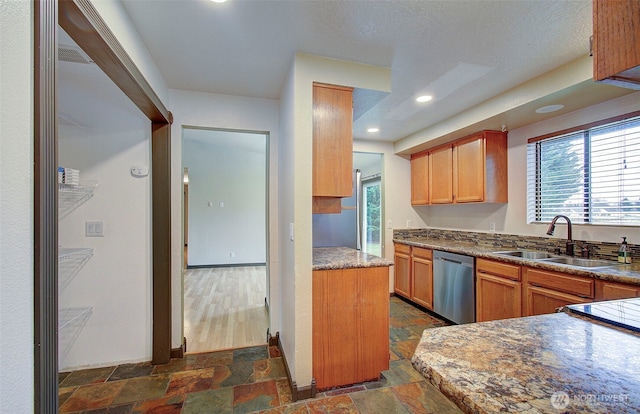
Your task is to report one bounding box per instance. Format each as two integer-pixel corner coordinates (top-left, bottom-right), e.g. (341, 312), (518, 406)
(546, 215), (574, 256)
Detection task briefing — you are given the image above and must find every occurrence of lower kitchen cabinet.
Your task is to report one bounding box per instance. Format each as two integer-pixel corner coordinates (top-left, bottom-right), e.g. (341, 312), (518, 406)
(312, 266), (390, 390)
(523, 267), (593, 316)
(411, 247), (433, 309)
(394, 243), (434, 310)
(476, 258), (521, 321)
(596, 279), (640, 300)
(394, 243), (411, 299)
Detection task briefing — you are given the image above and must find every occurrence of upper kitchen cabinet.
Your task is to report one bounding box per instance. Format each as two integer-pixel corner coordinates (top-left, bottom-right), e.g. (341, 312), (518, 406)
(592, 0), (640, 90)
(312, 82), (354, 214)
(425, 130), (508, 205)
(410, 151), (429, 205)
(428, 144), (454, 204)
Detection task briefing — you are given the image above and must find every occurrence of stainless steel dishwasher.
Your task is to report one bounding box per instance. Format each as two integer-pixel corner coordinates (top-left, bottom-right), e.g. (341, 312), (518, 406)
(433, 250), (475, 324)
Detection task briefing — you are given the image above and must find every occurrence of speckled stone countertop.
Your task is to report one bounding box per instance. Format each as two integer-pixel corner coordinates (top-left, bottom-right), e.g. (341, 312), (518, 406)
(411, 312), (640, 413)
(312, 247), (394, 270)
(393, 237), (640, 286)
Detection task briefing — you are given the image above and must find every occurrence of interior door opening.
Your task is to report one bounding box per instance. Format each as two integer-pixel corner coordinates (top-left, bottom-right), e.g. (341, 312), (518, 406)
(182, 127), (269, 353)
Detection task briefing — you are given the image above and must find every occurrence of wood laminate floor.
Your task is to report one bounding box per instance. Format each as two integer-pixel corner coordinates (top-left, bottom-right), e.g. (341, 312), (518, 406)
(183, 266), (269, 354)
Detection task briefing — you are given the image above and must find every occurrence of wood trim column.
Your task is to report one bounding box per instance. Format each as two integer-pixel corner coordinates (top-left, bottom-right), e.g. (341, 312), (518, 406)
(152, 121), (172, 364)
(34, 0), (59, 412)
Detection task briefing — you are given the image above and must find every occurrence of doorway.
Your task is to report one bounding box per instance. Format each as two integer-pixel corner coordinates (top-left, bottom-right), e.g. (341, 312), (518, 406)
(362, 177), (382, 256)
(182, 127), (269, 353)
(354, 152), (384, 256)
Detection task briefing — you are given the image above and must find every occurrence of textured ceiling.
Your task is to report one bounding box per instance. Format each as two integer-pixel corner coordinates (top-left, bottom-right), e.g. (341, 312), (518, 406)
(119, 0), (629, 147)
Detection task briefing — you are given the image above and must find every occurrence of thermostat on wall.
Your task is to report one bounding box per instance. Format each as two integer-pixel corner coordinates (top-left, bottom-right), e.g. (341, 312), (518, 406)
(131, 165), (149, 177)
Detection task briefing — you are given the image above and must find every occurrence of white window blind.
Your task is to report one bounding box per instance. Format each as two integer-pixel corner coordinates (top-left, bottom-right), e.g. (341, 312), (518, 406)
(527, 115), (640, 225)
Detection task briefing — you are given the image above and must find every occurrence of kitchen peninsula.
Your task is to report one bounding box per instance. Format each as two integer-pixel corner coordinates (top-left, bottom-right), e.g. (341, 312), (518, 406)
(312, 247), (394, 391)
(411, 305), (640, 413)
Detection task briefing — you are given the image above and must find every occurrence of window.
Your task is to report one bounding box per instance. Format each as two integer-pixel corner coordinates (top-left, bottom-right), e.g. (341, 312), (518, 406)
(527, 114), (640, 225)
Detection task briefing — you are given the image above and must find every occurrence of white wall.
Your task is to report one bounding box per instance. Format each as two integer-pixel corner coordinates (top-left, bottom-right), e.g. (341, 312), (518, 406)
(0, 1), (34, 411)
(354, 140), (427, 291)
(89, 0), (169, 106)
(58, 66), (152, 370)
(183, 130), (266, 266)
(169, 89), (280, 347)
(418, 92), (640, 244)
(279, 54), (391, 388)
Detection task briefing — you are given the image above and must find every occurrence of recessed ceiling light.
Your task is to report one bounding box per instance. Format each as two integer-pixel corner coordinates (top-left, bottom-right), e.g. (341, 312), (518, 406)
(416, 95), (433, 103)
(535, 104), (564, 114)
(367, 127), (379, 133)
(210, 0), (227, 3)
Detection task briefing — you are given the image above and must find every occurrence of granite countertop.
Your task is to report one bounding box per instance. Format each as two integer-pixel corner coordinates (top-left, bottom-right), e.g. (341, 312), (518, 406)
(411, 311), (640, 413)
(393, 237), (640, 286)
(312, 247), (394, 270)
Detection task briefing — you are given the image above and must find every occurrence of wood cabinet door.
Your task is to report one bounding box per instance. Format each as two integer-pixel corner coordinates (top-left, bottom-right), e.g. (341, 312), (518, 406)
(525, 285), (589, 316)
(476, 273), (521, 322)
(411, 152), (429, 205)
(593, 0), (640, 85)
(412, 256), (433, 309)
(596, 279), (640, 301)
(429, 145), (453, 204)
(312, 267), (389, 390)
(454, 134), (485, 203)
(312, 83), (353, 198)
(394, 251), (411, 299)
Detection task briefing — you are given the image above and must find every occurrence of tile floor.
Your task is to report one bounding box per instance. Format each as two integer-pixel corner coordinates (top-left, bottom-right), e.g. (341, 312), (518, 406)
(58, 296), (463, 413)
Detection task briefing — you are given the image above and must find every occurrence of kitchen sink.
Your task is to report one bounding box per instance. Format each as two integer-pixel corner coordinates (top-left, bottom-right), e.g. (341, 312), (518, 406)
(494, 250), (557, 259)
(538, 257), (620, 268)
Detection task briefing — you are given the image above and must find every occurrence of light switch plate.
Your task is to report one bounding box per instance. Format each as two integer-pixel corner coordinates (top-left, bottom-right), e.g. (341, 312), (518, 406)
(85, 221), (104, 237)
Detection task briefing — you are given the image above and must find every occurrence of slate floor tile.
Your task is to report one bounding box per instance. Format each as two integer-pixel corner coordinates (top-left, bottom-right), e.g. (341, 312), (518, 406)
(381, 360), (426, 387)
(390, 339), (420, 360)
(234, 345), (269, 363)
(164, 368), (214, 397)
(80, 403), (135, 414)
(259, 402), (309, 414)
(305, 395), (359, 414)
(211, 360), (255, 388)
(182, 388), (233, 414)
(233, 380), (280, 414)
(350, 387), (410, 414)
(59, 386), (78, 407)
(186, 349), (234, 370)
(391, 381), (463, 413)
(60, 366), (116, 387)
(60, 381), (126, 413)
(254, 357), (287, 381)
(112, 374), (171, 405)
(108, 363), (154, 382)
(275, 378), (293, 405)
(131, 395), (185, 413)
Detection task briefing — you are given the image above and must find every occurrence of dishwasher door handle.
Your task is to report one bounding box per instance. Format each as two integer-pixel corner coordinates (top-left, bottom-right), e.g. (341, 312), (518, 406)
(439, 257), (463, 265)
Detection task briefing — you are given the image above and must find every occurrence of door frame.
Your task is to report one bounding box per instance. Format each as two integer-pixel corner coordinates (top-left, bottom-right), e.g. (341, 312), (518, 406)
(181, 127), (271, 335)
(35, 0), (173, 411)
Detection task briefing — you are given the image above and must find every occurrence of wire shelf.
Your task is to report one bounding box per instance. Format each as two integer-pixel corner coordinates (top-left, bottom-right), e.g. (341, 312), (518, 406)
(59, 307), (92, 362)
(59, 183), (95, 219)
(58, 248), (93, 291)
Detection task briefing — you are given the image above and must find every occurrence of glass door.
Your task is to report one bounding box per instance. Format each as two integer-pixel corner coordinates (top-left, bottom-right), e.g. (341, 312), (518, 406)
(362, 178), (381, 256)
